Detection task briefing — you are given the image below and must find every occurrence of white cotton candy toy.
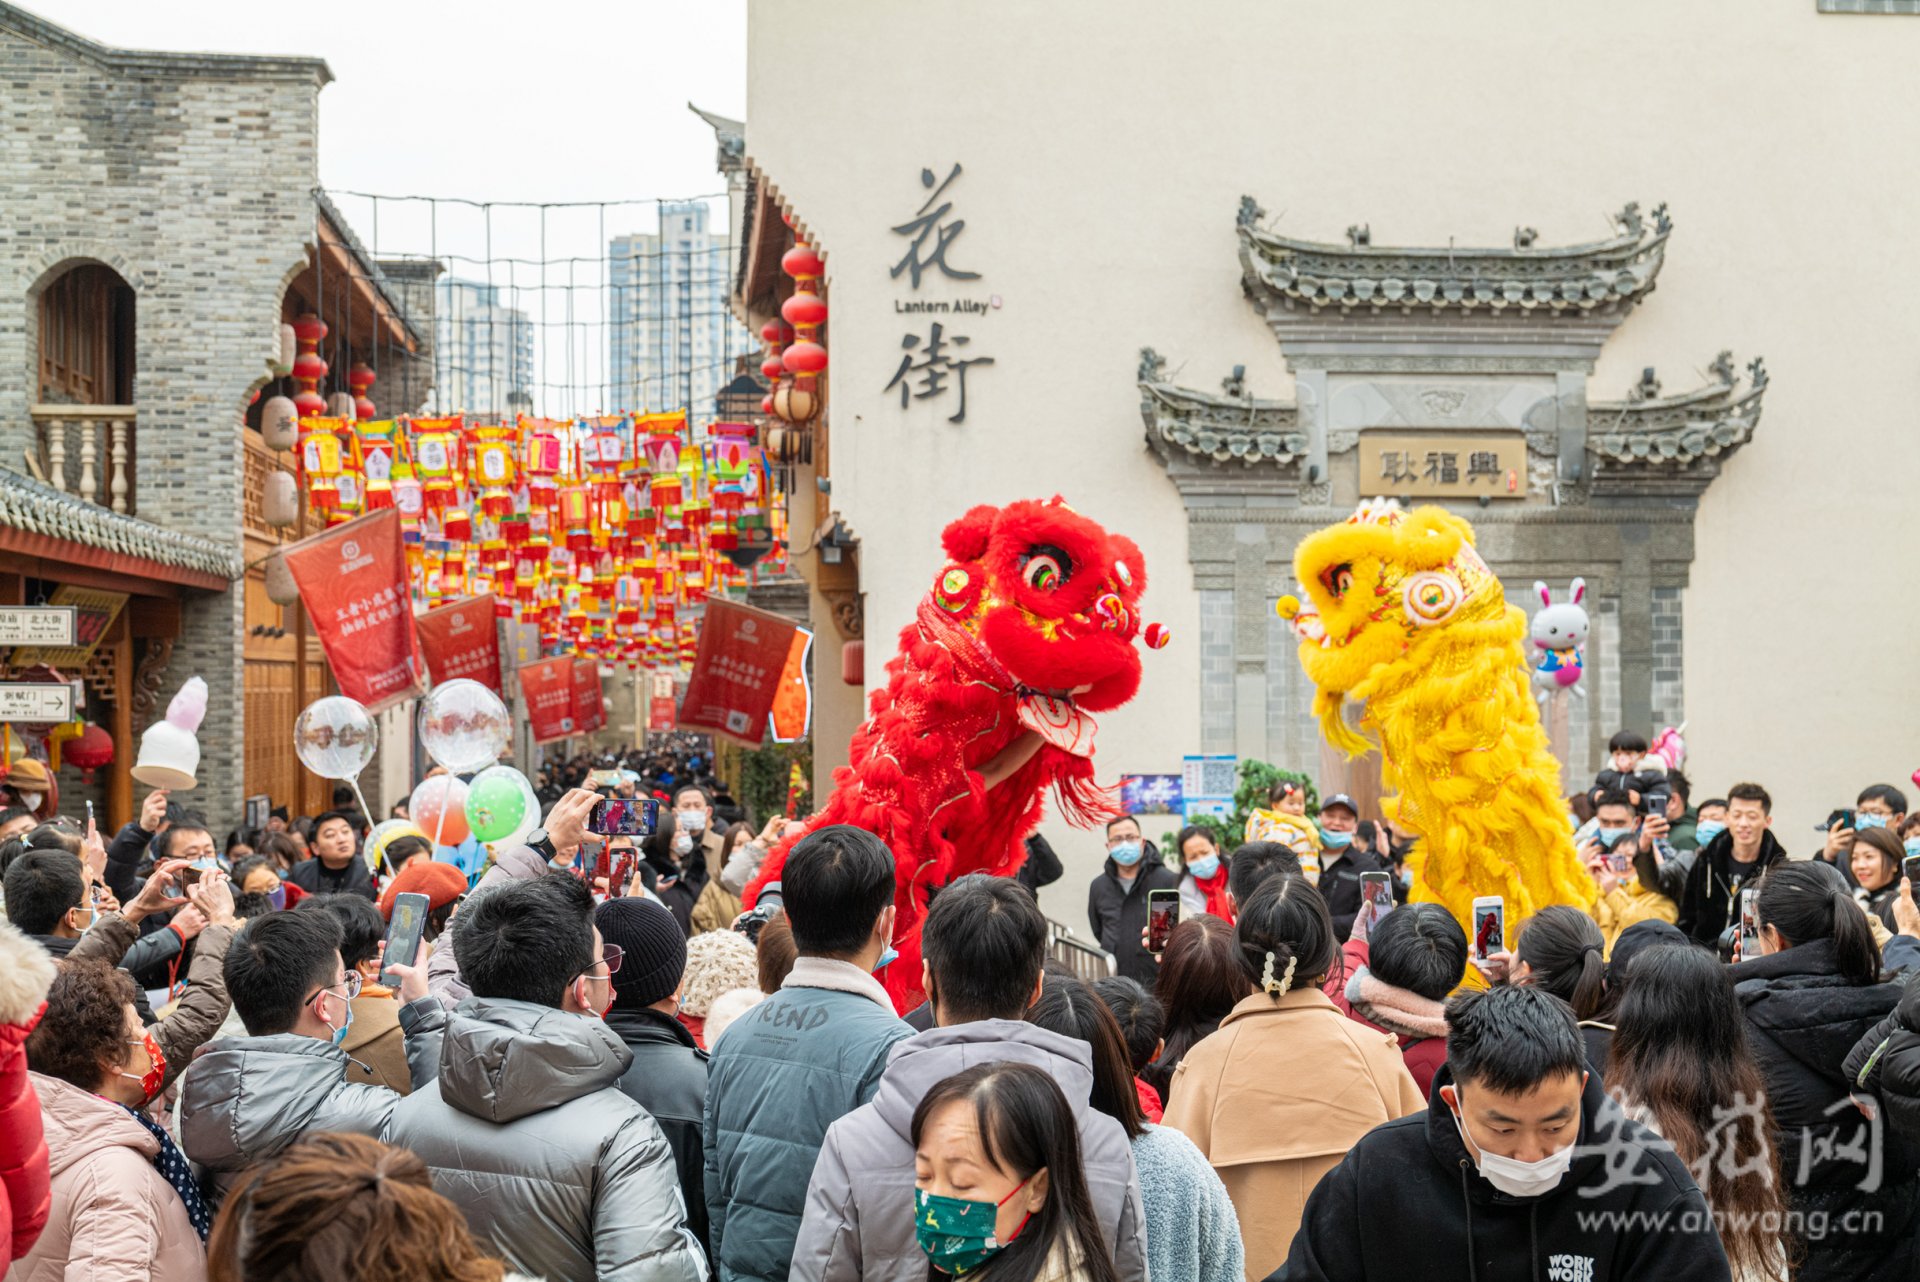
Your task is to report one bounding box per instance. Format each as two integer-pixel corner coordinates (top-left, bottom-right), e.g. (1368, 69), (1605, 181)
(131, 676), (207, 791)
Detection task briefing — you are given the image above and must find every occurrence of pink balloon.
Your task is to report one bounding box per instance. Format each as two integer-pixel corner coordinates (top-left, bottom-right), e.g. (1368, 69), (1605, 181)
(410, 775), (471, 846)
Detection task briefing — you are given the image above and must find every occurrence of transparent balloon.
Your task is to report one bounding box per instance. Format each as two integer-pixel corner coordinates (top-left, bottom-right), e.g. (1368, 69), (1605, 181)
(293, 697), (378, 781)
(410, 775), (470, 847)
(417, 680), (511, 774)
(465, 765), (538, 844)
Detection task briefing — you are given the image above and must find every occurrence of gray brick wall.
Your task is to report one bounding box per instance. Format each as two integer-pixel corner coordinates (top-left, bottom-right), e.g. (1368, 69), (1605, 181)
(1650, 586), (1685, 731)
(1199, 588), (1235, 752)
(0, 20), (327, 829)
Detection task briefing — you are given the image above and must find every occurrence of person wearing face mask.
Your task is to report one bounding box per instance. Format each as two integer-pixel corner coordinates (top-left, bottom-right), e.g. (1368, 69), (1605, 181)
(1575, 789), (1678, 956)
(1817, 782), (1909, 886)
(1688, 797), (1729, 858)
(386, 874), (708, 1282)
(20, 959), (211, 1282)
(0, 758), (57, 824)
(1087, 814), (1180, 985)
(1273, 984), (1730, 1282)
(1312, 795), (1388, 943)
(1173, 826), (1232, 923)
(910, 1060), (1124, 1282)
(642, 783), (722, 935)
(178, 908), (443, 1201)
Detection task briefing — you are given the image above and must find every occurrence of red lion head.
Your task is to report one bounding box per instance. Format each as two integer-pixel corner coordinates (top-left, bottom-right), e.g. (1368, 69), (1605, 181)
(929, 497), (1150, 714)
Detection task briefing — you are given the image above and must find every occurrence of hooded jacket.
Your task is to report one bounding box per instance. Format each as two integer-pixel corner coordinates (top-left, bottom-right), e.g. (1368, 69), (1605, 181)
(791, 1018), (1148, 1282)
(0, 919), (54, 1266)
(12, 1073), (204, 1282)
(178, 995), (445, 1199)
(1732, 937), (1920, 1282)
(1272, 1066), (1730, 1282)
(606, 1005), (710, 1253)
(1343, 964), (1449, 1097)
(704, 957), (910, 1282)
(386, 997), (706, 1282)
(1088, 848), (1180, 985)
(426, 843), (550, 1006)
(1675, 828), (1787, 946)
(1162, 986), (1425, 1279)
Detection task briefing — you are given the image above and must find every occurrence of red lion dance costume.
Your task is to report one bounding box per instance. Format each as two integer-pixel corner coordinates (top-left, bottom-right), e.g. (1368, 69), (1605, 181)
(745, 497), (1165, 1012)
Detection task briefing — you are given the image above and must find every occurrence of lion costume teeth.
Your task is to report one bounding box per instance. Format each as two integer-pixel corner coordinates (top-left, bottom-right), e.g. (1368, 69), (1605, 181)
(1277, 503), (1590, 934)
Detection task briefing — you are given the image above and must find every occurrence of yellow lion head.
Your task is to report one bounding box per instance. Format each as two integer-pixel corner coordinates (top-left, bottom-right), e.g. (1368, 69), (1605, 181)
(1277, 500), (1503, 750)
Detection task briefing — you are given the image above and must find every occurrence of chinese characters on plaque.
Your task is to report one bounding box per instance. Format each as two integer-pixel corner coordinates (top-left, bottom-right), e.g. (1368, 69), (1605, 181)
(1358, 435), (1528, 500)
(885, 163), (997, 424)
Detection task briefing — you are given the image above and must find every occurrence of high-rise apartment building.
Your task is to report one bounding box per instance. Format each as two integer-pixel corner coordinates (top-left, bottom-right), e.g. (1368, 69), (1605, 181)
(608, 200), (753, 427)
(434, 277), (534, 418)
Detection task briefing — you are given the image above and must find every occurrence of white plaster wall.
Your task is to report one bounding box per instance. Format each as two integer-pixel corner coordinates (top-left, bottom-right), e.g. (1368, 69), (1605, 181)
(748, 0), (1920, 908)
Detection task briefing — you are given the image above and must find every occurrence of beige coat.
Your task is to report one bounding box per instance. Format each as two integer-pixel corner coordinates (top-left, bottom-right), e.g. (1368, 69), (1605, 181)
(341, 987), (411, 1095)
(1162, 987), (1425, 1281)
(13, 1072), (205, 1282)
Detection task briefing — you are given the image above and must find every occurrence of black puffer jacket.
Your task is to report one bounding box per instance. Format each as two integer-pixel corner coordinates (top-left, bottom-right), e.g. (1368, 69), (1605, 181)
(1675, 828), (1787, 946)
(1844, 975), (1920, 1146)
(1732, 938), (1920, 1282)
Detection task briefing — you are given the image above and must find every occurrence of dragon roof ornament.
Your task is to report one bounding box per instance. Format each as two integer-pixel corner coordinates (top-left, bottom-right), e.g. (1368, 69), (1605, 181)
(1138, 348), (1305, 469)
(1588, 351), (1767, 468)
(1238, 200), (1671, 317)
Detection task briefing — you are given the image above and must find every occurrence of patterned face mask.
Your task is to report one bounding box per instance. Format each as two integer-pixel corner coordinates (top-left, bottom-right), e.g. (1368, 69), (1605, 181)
(914, 1178), (1032, 1275)
(121, 1031), (167, 1105)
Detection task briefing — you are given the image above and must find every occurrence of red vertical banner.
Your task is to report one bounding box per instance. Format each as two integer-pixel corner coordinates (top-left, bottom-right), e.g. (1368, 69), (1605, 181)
(679, 600), (812, 746)
(518, 657), (577, 744)
(281, 509), (427, 712)
(415, 594), (504, 695)
(571, 659), (607, 734)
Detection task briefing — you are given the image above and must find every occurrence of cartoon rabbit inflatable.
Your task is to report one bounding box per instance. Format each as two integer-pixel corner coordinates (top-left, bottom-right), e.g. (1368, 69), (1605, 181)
(1530, 578), (1588, 699)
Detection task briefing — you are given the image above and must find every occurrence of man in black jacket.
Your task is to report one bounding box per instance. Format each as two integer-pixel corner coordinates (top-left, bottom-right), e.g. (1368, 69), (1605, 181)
(1676, 781), (1785, 947)
(1086, 813), (1179, 985)
(287, 810), (376, 900)
(1275, 985), (1729, 1282)
(596, 895), (709, 1252)
(1316, 794), (1388, 942)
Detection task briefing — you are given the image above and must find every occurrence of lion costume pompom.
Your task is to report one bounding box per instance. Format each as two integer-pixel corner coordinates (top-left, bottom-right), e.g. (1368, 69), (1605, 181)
(745, 497), (1165, 1012)
(1276, 500), (1589, 933)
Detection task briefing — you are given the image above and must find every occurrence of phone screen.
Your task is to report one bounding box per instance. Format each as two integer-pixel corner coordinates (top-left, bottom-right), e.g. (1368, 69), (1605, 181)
(1472, 898), (1505, 959)
(381, 892), (431, 987)
(1737, 887), (1761, 958)
(1146, 889), (1179, 953)
(589, 797), (659, 837)
(1359, 871), (1394, 929)
(1905, 855), (1920, 887)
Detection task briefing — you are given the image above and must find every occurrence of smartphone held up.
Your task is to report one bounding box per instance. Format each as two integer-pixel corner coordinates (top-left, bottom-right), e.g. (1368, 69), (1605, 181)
(588, 797), (660, 838)
(1146, 888), (1179, 954)
(1471, 895), (1505, 960)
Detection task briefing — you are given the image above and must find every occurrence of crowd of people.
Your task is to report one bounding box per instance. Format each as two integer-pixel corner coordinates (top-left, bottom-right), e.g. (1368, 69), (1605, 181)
(4, 726), (1920, 1281)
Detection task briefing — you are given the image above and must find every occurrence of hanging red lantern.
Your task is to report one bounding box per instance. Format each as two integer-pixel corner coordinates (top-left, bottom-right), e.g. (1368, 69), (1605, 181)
(781, 291), (828, 328)
(291, 314), (329, 417)
(760, 319), (795, 347)
(781, 244), (824, 282)
(782, 341), (828, 375)
(348, 362), (377, 420)
(65, 722), (114, 784)
(760, 355), (785, 381)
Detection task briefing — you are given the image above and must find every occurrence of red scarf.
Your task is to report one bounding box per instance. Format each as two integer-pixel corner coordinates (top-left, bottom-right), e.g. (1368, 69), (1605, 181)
(1193, 865), (1233, 922)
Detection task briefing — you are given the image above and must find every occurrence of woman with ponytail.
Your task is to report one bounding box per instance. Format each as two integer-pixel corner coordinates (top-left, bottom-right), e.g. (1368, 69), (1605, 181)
(1160, 873), (1422, 1279)
(1511, 904), (1615, 1078)
(1732, 860), (1920, 1282)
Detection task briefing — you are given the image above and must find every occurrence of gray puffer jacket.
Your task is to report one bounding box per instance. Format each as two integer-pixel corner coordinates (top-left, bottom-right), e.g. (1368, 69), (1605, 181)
(179, 995), (444, 1199)
(792, 1019), (1149, 1282)
(387, 997), (707, 1282)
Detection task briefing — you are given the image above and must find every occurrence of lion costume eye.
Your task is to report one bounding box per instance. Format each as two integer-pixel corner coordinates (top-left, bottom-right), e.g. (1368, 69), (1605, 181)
(1019, 545), (1071, 591)
(1322, 562), (1354, 599)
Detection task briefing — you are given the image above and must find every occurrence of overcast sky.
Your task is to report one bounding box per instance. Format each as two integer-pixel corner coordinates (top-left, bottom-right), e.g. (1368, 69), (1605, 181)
(26, 0), (748, 414)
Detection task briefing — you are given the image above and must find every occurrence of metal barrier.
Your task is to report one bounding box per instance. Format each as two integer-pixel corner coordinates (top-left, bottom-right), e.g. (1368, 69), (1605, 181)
(1046, 918), (1116, 981)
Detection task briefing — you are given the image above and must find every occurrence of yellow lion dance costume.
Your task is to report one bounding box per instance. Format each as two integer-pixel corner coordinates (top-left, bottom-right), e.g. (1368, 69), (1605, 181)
(1276, 499), (1589, 932)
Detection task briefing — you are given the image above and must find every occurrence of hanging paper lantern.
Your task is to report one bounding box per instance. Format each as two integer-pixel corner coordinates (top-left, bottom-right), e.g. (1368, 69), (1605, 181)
(781, 244), (824, 283)
(782, 341), (828, 375)
(348, 362), (377, 420)
(291, 314), (329, 417)
(65, 722), (114, 783)
(261, 396), (300, 452)
(263, 469), (300, 528)
(781, 291), (828, 329)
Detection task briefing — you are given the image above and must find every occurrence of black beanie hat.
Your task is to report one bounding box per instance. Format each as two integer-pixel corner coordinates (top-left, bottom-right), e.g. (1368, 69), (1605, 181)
(595, 898), (687, 1011)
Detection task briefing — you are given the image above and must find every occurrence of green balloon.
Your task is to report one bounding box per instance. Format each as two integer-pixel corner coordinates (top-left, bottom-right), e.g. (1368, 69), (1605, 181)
(465, 771), (529, 842)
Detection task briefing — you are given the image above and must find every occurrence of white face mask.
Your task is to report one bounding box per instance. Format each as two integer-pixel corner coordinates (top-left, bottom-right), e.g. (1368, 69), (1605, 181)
(16, 792), (42, 812)
(679, 810), (708, 833)
(672, 831), (694, 856)
(1449, 1101), (1577, 1198)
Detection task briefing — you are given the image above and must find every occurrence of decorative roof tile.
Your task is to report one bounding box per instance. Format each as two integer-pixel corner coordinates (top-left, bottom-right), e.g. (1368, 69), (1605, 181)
(1138, 349), (1305, 468)
(0, 468), (243, 579)
(1238, 200), (1670, 317)
(1588, 352), (1767, 467)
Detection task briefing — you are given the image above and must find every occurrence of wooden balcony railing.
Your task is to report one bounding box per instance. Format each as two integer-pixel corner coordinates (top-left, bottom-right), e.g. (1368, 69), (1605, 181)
(31, 404), (136, 514)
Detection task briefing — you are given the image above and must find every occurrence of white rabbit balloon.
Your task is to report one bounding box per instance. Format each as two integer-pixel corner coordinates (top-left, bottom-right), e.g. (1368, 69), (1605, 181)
(1530, 578), (1589, 700)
